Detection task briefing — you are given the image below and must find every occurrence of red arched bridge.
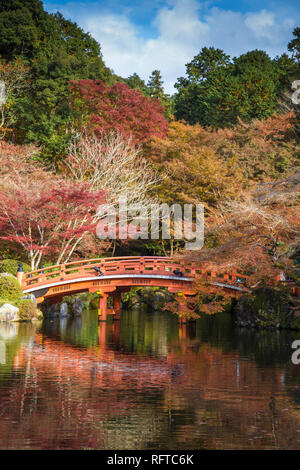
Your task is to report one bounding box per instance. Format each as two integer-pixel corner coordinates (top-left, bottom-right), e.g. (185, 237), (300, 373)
(18, 256), (251, 321)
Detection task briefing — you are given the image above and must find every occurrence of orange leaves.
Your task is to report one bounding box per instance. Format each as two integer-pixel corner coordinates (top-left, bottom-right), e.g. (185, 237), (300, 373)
(144, 120), (245, 207)
(163, 296), (201, 321)
(250, 111), (296, 141)
(182, 171), (299, 303)
(207, 112), (299, 181)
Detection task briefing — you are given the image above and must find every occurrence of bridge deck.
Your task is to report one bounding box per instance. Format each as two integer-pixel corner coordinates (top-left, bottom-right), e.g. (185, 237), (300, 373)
(19, 256), (250, 305)
(17, 257), (299, 321)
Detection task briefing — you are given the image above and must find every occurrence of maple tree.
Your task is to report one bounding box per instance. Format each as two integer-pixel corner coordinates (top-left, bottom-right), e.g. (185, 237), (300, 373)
(64, 129), (160, 208)
(0, 2), (298, 321)
(144, 120), (245, 208)
(62, 129), (161, 252)
(0, 140), (38, 177)
(0, 179), (106, 270)
(70, 80), (169, 144)
(0, 143), (106, 269)
(207, 111), (299, 180)
(175, 173), (300, 318)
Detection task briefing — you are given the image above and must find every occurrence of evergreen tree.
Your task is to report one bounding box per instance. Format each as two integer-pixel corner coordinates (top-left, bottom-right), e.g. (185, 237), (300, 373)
(147, 70), (165, 100)
(288, 27), (300, 63)
(147, 70), (174, 119)
(124, 73), (150, 96)
(174, 47), (285, 128)
(0, 0), (114, 160)
(184, 47), (231, 83)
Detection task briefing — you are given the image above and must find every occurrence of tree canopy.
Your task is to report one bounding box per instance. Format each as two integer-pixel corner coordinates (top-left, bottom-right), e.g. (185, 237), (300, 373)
(0, 0), (114, 159)
(174, 47), (298, 128)
(70, 80), (169, 144)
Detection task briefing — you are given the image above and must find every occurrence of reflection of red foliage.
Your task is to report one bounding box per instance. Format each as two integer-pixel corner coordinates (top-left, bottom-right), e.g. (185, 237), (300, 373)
(70, 80), (169, 143)
(2, 329), (300, 450)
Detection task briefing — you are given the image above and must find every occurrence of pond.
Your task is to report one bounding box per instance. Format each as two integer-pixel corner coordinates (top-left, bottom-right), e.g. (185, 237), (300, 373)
(0, 308), (300, 449)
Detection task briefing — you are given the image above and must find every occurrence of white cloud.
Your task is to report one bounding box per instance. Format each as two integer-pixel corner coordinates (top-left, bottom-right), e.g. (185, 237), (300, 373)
(83, 13), (145, 72)
(245, 10), (275, 39)
(45, 0), (300, 94)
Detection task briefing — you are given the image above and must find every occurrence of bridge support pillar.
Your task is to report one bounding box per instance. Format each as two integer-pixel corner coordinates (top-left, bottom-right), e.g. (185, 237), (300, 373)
(98, 322), (107, 348)
(179, 323), (187, 340)
(112, 290), (121, 320)
(98, 293), (108, 322)
(112, 320), (120, 344)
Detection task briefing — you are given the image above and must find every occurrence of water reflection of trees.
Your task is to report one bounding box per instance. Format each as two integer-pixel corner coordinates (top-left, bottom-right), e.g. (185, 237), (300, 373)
(0, 322), (38, 375)
(1, 311), (300, 449)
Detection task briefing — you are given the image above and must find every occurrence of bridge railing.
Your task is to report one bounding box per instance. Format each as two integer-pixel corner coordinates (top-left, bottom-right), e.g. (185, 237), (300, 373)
(22, 257), (190, 289)
(21, 256), (251, 290)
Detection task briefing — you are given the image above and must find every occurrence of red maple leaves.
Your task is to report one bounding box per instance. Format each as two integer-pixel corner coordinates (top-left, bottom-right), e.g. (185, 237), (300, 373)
(70, 80), (169, 143)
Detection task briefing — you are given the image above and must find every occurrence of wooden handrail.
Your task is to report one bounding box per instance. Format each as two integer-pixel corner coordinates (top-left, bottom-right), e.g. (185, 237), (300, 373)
(21, 256), (251, 291)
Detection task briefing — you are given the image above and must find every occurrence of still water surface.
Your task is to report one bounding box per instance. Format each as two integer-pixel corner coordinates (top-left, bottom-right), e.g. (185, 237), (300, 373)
(1, 309), (300, 449)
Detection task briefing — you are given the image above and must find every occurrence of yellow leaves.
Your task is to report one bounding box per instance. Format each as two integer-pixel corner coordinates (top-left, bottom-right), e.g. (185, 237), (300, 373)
(144, 120), (245, 208)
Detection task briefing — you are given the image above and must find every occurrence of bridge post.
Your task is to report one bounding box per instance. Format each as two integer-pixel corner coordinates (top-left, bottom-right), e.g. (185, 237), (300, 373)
(112, 290), (121, 320)
(98, 293), (108, 322)
(16, 263), (24, 286)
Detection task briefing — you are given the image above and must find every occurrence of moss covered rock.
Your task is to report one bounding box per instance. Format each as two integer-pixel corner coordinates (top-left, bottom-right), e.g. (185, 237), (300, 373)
(0, 303), (20, 322)
(0, 259), (31, 276)
(0, 275), (23, 302)
(123, 287), (174, 311)
(16, 299), (42, 321)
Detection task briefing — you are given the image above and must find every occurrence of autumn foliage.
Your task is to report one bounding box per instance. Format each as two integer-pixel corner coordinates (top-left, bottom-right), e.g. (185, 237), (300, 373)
(178, 172), (300, 316)
(70, 80), (169, 144)
(207, 111), (299, 180)
(0, 1), (299, 323)
(0, 142), (106, 269)
(144, 120), (245, 208)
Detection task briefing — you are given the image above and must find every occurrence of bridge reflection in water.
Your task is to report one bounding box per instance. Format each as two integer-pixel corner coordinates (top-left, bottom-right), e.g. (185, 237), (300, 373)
(1, 310), (300, 449)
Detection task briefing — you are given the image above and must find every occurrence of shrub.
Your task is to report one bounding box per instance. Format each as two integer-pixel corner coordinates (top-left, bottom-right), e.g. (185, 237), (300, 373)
(0, 259), (31, 276)
(0, 275), (23, 302)
(16, 299), (39, 321)
(0, 297), (16, 307)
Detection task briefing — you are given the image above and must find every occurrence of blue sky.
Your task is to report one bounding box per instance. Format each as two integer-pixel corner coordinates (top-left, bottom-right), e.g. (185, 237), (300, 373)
(43, 0), (300, 93)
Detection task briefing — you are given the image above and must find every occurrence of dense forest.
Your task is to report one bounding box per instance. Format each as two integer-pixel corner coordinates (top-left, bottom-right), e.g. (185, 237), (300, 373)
(0, 0), (299, 316)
